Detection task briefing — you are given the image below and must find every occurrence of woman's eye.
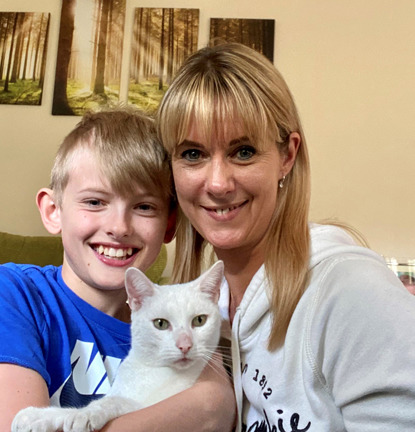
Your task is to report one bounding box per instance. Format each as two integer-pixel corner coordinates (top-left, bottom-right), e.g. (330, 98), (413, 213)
(235, 146), (256, 161)
(192, 314), (207, 327)
(153, 318), (169, 330)
(181, 149), (202, 161)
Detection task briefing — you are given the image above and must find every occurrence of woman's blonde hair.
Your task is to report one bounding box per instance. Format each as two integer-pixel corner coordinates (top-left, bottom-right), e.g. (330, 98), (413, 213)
(157, 43), (311, 349)
(51, 107), (173, 208)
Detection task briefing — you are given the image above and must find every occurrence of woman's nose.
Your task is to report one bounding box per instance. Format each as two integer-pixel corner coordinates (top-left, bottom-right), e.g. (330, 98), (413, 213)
(205, 158), (235, 196)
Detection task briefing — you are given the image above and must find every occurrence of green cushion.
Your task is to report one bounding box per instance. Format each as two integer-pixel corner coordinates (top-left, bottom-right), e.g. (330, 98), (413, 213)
(0, 232), (64, 267)
(0, 232), (167, 284)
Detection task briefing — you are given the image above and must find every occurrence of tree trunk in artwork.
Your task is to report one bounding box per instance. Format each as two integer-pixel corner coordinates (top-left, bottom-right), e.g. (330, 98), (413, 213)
(143, 10), (151, 80)
(93, 0), (110, 95)
(32, 14), (44, 80)
(39, 15), (50, 91)
(52, 0), (76, 115)
(166, 8), (174, 85)
(0, 14), (15, 79)
(133, 8), (144, 83)
(10, 13), (24, 83)
(22, 13), (34, 81)
(3, 12), (18, 92)
(262, 20), (274, 62)
(133, 8), (143, 84)
(158, 8), (165, 90)
(90, 0), (101, 90)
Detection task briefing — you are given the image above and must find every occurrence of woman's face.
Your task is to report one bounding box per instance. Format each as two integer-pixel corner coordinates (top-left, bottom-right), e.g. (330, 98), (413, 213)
(171, 120), (298, 258)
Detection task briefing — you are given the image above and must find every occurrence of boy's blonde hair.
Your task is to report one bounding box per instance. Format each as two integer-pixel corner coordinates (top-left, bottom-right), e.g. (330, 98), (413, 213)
(157, 43), (311, 349)
(51, 108), (173, 208)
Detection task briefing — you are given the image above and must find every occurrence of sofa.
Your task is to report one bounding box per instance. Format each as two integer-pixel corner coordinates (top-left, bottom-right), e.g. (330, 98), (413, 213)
(0, 231), (167, 284)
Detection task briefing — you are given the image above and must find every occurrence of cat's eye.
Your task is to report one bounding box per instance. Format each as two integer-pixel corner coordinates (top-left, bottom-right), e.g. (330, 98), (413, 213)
(192, 314), (207, 327)
(153, 318), (169, 330)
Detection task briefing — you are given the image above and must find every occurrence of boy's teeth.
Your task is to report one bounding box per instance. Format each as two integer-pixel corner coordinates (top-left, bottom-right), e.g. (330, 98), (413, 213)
(96, 246), (133, 259)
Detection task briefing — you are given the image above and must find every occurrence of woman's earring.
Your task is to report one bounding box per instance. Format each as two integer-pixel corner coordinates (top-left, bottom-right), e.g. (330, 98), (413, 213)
(278, 175), (286, 189)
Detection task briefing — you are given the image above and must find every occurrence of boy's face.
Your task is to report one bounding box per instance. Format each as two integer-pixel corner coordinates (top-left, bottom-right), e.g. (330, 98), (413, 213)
(57, 148), (169, 299)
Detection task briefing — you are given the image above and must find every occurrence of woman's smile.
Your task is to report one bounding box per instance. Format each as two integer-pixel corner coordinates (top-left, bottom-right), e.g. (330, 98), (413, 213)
(202, 200), (248, 219)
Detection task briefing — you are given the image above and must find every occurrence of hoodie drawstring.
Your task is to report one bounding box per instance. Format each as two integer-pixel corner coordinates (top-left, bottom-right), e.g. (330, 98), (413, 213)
(231, 307), (243, 432)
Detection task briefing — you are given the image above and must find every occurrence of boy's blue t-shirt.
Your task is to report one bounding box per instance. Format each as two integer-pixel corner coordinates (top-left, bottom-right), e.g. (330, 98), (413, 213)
(0, 263), (131, 407)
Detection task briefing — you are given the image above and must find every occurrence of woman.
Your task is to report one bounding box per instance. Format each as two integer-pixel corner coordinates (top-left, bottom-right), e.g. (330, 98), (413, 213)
(157, 43), (415, 431)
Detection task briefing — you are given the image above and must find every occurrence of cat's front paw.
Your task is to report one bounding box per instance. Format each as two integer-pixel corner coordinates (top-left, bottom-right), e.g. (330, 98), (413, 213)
(12, 406), (64, 432)
(62, 405), (109, 432)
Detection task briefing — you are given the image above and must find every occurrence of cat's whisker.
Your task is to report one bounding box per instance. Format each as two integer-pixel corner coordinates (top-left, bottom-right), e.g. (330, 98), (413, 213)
(203, 355), (233, 378)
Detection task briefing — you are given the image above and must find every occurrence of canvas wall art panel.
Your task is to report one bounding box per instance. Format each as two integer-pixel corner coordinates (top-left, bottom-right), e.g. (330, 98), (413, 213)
(52, 0), (126, 116)
(0, 12), (50, 105)
(128, 7), (199, 112)
(210, 18), (275, 62)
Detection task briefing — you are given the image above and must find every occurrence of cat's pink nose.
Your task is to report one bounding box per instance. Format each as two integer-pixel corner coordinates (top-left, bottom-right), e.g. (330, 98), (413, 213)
(177, 334), (193, 354)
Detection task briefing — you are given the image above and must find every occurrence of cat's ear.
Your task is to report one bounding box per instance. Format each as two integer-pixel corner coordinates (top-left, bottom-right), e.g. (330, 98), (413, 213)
(125, 267), (155, 311)
(198, 260), (224, 304)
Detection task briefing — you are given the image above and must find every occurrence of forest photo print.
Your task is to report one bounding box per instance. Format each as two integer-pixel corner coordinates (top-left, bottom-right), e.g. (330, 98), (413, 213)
(52, 0), (126, 116)
(0, 12), (50, 106)
(210, 18), (275, 62)
(128, 8), (199, 113)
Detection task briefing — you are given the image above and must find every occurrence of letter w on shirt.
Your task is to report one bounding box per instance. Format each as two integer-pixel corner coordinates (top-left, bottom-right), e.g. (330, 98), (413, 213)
(70, 340), (121, 394)
(50, 340), (122, 406)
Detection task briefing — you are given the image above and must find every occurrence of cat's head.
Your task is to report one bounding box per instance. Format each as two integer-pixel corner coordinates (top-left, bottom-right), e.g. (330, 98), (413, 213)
(125, 261), (224, 370)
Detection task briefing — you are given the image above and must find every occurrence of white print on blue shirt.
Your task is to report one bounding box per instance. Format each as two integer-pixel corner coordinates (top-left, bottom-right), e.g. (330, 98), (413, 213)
(50, 340), (122, 407)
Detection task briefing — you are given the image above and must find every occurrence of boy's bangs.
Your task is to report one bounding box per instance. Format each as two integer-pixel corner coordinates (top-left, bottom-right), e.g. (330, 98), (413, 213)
(96, 138), (171, 201)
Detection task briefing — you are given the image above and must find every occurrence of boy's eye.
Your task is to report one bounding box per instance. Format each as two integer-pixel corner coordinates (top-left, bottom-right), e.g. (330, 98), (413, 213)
(136, 203), (153, 211)
(86, 199), (102, 207)
(181, 149), (202, 161)
(192, 314), (207, 327)
(235, 146), (256, 161)
(153, 318), (169, 330)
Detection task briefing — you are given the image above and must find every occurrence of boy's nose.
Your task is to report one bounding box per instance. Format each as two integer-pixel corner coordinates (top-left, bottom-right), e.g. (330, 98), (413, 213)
(106, 211), (132, 238)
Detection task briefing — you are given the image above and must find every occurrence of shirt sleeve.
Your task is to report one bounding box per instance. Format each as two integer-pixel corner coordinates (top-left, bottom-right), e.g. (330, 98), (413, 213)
(0, 264), (51, 385)
(309, 255), (415, 432)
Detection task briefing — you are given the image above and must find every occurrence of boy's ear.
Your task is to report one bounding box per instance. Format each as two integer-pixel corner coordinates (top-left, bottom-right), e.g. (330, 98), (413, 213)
(36, 188), (62, 235)
(164, 207), (177, 244)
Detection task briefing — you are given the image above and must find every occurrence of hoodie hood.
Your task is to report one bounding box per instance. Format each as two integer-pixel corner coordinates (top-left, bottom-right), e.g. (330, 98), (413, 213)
(309, 223), (383, 269)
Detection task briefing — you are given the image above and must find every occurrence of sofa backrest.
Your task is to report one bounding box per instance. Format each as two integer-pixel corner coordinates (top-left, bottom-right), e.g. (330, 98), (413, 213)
(0, 232), (167, 284)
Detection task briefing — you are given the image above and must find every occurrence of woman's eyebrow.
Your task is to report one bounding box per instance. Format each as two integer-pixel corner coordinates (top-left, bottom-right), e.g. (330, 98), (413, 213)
(178, 136), (251, 148)
(229, 136), (250, 146)
(178, 139), (201, 147)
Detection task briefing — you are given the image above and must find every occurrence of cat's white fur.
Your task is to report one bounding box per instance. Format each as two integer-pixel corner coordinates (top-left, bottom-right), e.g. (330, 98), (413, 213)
(12, 261), (224, 432)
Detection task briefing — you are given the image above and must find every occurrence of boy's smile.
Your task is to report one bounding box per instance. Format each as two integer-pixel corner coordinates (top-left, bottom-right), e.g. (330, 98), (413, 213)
(55, 147), (169, 315)
(93, 244), (136, 261)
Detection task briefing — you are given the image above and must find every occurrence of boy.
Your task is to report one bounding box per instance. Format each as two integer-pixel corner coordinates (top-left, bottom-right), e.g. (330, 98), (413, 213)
(0, 109), (177, 428)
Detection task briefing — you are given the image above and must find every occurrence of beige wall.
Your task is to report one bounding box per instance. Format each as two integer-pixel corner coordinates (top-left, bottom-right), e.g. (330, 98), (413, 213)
(1, 0), (414, 259)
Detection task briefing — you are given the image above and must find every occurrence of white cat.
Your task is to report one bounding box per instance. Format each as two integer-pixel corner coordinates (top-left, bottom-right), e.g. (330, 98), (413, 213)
(12, 261), (224, 432)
